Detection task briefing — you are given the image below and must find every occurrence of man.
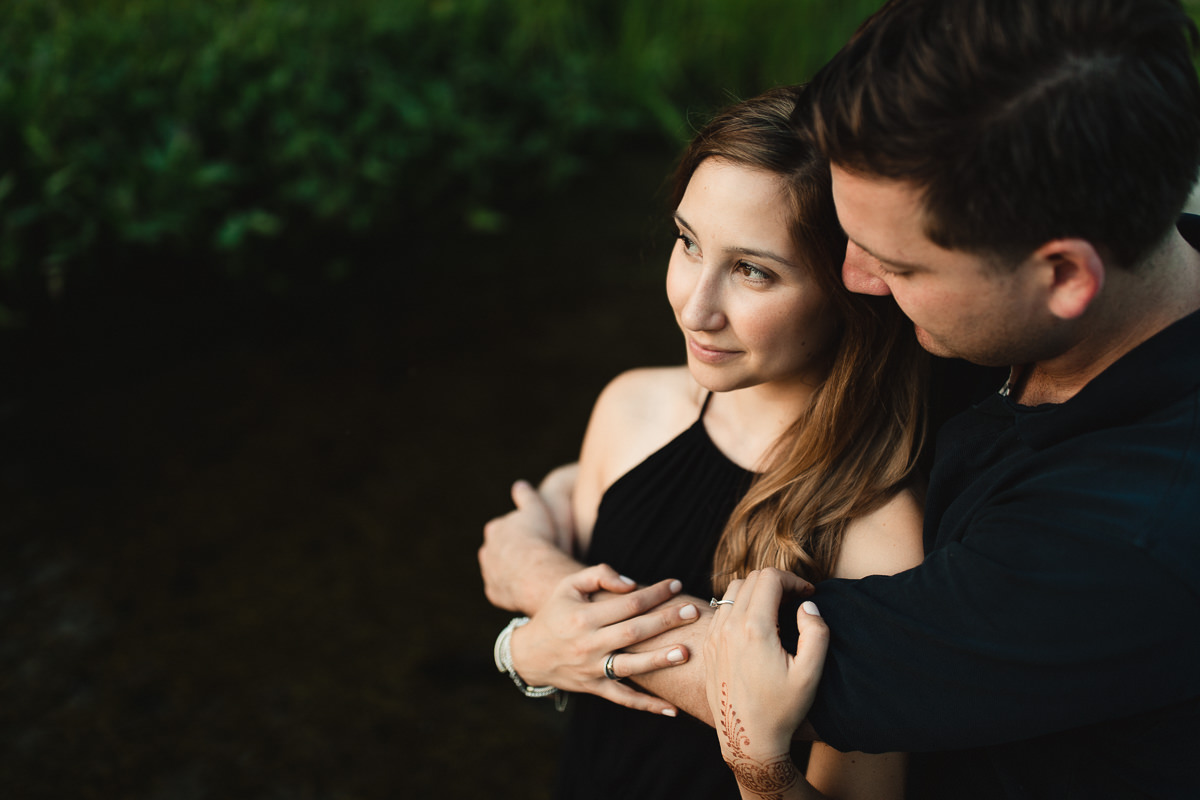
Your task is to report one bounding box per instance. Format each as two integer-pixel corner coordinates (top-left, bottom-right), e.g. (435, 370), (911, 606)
(481, 0), (1200, 795)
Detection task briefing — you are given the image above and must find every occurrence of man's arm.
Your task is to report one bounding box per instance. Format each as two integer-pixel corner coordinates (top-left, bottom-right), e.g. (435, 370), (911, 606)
(621, 596), (716, 723)
(479, 476), (584, 614)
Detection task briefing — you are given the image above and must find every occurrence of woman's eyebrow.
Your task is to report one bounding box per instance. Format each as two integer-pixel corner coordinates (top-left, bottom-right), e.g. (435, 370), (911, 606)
(728, 244), (800, 269)
(674, 212), (800, 269)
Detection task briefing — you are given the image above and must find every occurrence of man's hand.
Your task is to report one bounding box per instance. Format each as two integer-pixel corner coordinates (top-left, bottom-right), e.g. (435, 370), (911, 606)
(536, 463), (579, 555)
(479, 477), (580, 613)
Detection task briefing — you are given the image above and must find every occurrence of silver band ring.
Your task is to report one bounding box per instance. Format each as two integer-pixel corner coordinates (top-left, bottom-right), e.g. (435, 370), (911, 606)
(710, 598), (735, 607)
(604, 652), (620, 680)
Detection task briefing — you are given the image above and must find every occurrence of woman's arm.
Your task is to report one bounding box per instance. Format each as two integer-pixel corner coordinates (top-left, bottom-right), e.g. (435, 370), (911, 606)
(507, 564), (700, 716)
(482, 368), (710, 713)
(706, 569), (832, 800)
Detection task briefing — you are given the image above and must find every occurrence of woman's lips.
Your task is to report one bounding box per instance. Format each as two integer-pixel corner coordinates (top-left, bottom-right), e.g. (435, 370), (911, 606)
(688, 337), (740, 364)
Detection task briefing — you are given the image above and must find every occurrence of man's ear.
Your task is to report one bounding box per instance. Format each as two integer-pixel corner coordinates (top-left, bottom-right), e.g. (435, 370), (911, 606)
(1033, 238), (1104, 320)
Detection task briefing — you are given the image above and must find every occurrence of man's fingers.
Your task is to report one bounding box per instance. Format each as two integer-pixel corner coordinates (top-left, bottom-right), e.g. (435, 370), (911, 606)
(510, 479), (543, 512)
(537, 463), (578, 551)
(538, 462), (579, 497)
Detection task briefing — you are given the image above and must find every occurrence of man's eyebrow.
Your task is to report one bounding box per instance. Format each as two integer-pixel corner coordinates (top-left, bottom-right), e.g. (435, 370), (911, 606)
(673, 212), (801, 270)
(848, 235), (923, 272)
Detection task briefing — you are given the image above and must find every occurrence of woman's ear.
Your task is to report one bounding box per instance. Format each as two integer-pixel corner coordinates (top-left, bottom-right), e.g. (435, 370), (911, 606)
(1033, 238), (1105, 320)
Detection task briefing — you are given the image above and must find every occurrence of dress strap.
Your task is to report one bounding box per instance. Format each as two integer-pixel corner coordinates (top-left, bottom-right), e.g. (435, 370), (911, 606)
(699, 391), (714, 419)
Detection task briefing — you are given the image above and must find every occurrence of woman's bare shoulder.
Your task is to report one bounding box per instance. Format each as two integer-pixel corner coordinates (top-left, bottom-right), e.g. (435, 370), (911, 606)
(830, 487), (925, 580)
(586, 367), (702, 468)
(573, 366), (703, 546)
(593, 366), (700, 426)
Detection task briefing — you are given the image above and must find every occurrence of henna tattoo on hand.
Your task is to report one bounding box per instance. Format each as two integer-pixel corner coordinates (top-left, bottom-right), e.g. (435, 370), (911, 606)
(718, 683), (799, 800)
(719, 679), (752, 755)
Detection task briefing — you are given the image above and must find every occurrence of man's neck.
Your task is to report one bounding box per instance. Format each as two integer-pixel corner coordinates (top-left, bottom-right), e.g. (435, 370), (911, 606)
(1014, 229), (1200, 406)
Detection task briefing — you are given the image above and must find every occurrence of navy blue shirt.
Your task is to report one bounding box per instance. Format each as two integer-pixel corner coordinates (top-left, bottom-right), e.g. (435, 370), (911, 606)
(806, 216), (1200, 798)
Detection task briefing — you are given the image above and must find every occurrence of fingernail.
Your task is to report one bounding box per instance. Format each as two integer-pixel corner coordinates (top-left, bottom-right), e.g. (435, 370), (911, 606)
(619, 575), (636, 585)
(679, 604), (698, 620)
(662, 708), (677, 717)
(669, 579), (682, 593)
(802, 601), (821, 617)
(667, 647), (685, 663)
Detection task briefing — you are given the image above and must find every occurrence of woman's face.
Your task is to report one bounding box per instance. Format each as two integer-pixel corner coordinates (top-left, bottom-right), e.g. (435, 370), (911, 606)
(667, 158), (839, 396)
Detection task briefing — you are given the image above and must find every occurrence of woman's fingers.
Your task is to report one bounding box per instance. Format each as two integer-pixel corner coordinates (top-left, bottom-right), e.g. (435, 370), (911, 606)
(603, 645), (689, 680)
(606, 598), (700, 649)
(545, 564), (696, 664)
(598, 578), (687, 620)
(558, 563), (640, 599)
(759, 566), (816, 598)
(708, 577), (744, 631)
(595, 679), (680, 717)
(790, 600), (829, 687)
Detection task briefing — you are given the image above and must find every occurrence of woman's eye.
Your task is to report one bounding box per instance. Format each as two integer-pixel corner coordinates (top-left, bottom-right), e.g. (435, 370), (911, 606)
(676, 233), (699, 254)
(736, 262), (770, 282)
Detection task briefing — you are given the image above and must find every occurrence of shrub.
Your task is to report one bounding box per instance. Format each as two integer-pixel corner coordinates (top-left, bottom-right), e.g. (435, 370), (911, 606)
(0, 0), (883, 323)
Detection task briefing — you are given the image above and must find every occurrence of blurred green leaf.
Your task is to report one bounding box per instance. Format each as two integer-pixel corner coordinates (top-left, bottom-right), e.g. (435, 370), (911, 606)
(0, 173), (16, 204)
(0, 0), (1195, 324)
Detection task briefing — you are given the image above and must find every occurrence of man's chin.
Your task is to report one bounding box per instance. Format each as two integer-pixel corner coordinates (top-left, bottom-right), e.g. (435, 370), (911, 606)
(914, 325), (954, 359)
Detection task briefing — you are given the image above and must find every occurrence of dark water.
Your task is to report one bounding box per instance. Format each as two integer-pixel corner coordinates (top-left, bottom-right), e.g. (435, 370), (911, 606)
(0, 149), (686, 799)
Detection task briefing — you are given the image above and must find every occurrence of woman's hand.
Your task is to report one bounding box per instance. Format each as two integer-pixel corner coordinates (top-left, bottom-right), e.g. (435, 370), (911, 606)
(705, 569), (829, 799)
(509, 563), (701, 716)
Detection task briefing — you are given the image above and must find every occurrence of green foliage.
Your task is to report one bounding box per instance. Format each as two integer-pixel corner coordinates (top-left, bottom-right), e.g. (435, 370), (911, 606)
(0, 0), (895, 319)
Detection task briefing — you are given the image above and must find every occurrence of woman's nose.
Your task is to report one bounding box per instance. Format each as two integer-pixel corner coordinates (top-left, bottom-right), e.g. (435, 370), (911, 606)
(679, 269), (726, 331)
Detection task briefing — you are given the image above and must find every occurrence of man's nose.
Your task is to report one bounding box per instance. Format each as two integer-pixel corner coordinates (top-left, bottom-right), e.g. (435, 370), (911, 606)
(842, 242), (893, 296)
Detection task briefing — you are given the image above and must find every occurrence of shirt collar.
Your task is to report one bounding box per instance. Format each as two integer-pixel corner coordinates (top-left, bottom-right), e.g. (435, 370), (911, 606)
(1006, 214), (1200, 449)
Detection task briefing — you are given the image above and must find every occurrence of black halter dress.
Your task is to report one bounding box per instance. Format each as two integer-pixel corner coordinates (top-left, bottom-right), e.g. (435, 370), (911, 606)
(554, 394), (754, 800)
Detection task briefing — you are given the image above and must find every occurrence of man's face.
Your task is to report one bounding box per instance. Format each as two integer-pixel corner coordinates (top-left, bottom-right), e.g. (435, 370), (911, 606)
(831, 165), (1056, 367)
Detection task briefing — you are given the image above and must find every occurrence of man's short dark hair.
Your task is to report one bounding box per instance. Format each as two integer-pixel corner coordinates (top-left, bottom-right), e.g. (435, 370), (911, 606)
(807, 0), (1200, 270)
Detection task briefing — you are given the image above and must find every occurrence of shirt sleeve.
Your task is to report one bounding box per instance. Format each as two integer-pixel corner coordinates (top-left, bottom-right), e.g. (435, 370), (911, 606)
(805, 497), (1200, 754)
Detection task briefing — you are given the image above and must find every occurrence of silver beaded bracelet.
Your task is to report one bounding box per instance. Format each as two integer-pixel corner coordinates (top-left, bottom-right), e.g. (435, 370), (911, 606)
(494, 616), (567, 710)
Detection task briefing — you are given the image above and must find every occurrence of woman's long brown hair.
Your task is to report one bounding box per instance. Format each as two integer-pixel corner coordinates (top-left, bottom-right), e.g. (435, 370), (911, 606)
(669, 86), (928, 589)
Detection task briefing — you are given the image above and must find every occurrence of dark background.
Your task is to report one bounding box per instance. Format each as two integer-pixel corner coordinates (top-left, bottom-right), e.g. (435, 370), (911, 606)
(0, 148), (688, 799)
(3, 5), (891, 795)
(3, 2), (1199, 798)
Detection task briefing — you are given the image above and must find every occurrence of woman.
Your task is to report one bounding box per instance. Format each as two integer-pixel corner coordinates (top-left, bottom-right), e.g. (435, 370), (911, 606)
(492, 85), (926, 798)
(705, 568), (838, 800)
